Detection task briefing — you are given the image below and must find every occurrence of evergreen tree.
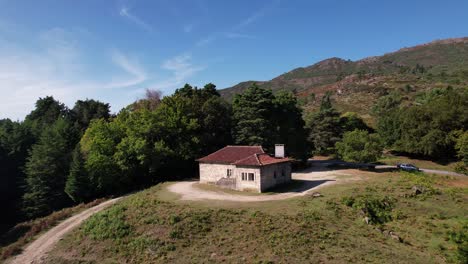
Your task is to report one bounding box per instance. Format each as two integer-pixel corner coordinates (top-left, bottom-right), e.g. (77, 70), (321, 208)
(24, 96), (69, 138)
(273, 91), (309, 160)
(65, 144), (91, 203)
(306, 94), (343, 155)
(232, 84), (276, 149)
(23, 118), (74, 218)
(71, 99), (111, 133)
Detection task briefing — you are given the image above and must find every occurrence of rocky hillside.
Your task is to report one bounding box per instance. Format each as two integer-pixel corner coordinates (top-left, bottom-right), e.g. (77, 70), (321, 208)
(220, 37), (468, 122)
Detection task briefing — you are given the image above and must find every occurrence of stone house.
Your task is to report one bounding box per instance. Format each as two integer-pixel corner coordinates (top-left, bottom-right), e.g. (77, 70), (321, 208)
(197, 145), (291, 192)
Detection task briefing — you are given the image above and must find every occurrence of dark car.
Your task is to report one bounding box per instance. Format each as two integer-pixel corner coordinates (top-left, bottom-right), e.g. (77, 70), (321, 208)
(397, 163), (420, 172)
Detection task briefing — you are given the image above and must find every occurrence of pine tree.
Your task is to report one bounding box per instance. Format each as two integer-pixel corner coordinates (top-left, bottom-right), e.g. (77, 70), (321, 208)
(65, 144), (91, 203)
(232, 84), (276, 148)
(23, 118), (73, 218)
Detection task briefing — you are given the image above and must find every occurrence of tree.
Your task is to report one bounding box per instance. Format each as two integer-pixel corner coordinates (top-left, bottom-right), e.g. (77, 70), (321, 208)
(456, 132), (468, 164)
(232, 84), (276, 148)
(372, 92), (403, 146)
(305, 94), (343, 155)
(320, 91), (333, 112)
(336, 130), (383, 163)
(273, 91), (309, 160)
(201, 96), (233, 154)
(24, 96), (69, 138)
(80, 118), (125, 197)
(0, 119), (34, 231)
(341, 112), (371, 132)
(373, 87), (467, 158)
(131, 89), (162, 111)
(23, 118), (74, 218)
(71, 99), (110, 133)
(65, 144), (91, 203)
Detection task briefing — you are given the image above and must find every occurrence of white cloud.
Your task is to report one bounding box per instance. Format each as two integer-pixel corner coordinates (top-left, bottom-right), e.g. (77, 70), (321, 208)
(107, 50), (148, 88)
(0, 28), (149, 120)
(119, 6), (153, 33)
(151, 54), (204, 92)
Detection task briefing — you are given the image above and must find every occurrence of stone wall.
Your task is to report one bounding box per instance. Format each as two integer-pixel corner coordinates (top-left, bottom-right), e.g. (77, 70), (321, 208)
(234, 166), (262, 192)
(199, 162), (291, 193)
(199, 163), (235, 183)
(260, 162), (292, 192)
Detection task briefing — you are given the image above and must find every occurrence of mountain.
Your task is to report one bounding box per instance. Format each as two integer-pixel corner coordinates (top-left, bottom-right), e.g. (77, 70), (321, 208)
(220, 37), (468, 123)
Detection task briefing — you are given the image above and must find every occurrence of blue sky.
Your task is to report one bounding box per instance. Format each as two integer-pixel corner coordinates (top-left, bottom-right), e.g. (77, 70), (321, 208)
(1, 0), (467, 119)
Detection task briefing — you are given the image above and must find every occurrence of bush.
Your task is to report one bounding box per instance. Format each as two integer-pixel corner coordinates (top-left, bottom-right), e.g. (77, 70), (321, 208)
(454, 162), (468, 175)
(446, 221), (468, 264)
(342, 194), (396, 225)
(82, 205), (131, 240)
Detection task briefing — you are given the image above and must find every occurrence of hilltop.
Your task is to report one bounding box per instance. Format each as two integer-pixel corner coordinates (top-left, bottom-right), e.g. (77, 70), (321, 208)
(221, 37), (468, 122)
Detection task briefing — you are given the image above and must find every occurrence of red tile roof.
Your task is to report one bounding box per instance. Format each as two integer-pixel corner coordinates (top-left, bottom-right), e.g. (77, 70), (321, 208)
(234, 153), (290, 166)
(198, 146), (290, 166)
(197, 146), (264, 164)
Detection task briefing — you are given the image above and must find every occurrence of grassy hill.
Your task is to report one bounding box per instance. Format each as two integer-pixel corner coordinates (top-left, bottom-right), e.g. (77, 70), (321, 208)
(220, 37), (468, 123)
(44, 171), (467, 263)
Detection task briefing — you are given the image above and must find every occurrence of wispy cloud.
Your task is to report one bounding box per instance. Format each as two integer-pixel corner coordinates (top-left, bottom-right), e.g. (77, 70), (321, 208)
(233, 0), (281, 30)
(107, 50), (147, 88)
(224, 32), (257, 39)
(151, 54), (204, 92)
(194, 1), (279, 48)
(0, 27), (150, 120)
(119, 6), (153, 32)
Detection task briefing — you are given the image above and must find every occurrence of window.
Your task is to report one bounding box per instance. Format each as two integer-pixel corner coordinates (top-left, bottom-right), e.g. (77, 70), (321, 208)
(241, 172), (255, 181)
(248, 173), (254, 181)
(273, 171), (277, 179)
(282, 169), (285, 177)
(227, 169), (232, 177)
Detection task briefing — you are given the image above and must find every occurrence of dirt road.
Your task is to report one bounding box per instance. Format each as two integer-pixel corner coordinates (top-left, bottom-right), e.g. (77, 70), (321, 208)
(8, 198), (121, 264)
(168, 169), (361, 202)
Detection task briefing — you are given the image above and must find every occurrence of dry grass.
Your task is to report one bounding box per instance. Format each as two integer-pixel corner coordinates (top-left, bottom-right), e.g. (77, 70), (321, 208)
(0, 198), (107, 260)
(45, 172), (467, 263)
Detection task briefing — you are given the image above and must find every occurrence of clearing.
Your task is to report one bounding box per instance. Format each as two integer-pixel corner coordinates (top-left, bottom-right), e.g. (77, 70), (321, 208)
(41, 168), (467, 263)
(168, 166), (365, 202)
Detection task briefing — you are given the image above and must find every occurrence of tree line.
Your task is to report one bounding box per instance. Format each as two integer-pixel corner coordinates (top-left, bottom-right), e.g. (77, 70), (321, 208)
(1, 83), (467, 234)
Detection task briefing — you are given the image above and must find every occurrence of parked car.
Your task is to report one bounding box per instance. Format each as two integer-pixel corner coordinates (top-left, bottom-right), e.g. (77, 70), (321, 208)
(397, 163), (420, 172)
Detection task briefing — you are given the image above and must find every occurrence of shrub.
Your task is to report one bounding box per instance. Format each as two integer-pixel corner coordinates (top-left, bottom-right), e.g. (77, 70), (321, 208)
(454, 162), (468, 175)
(82, 205), (131, 240)
(446, 221), (468, 264)
(342, 194), (396, 225)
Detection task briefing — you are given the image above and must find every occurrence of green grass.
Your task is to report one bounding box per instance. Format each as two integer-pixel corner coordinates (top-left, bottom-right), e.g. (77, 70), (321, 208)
(45, 172), (467, 263)
(379, 154), (458, 172)
(0, 198), (107, 261)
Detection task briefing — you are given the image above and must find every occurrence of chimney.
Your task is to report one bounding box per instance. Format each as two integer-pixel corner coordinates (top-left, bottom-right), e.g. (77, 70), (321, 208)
(275, 144), (285, 158)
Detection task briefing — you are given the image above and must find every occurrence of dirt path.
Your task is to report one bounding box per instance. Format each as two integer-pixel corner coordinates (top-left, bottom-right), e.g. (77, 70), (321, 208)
(168, 169), (361, 202)
(8, 198), (121, 264)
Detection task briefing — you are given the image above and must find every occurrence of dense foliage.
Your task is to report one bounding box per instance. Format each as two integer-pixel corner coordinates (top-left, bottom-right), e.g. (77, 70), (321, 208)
(232, 84), (308, 159)
(373, 87), (467, 159)
(305, 93), (372, 155)
(336, 130), (383, 163)
(0, 81), (466, 235)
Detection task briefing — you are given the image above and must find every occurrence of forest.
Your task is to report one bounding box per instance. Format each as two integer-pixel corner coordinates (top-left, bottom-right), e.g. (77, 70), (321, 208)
(1, 83), (467, 234)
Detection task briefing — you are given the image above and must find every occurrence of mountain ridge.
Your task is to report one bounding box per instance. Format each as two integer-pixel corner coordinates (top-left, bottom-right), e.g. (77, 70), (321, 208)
(220, 37), (468, 122)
